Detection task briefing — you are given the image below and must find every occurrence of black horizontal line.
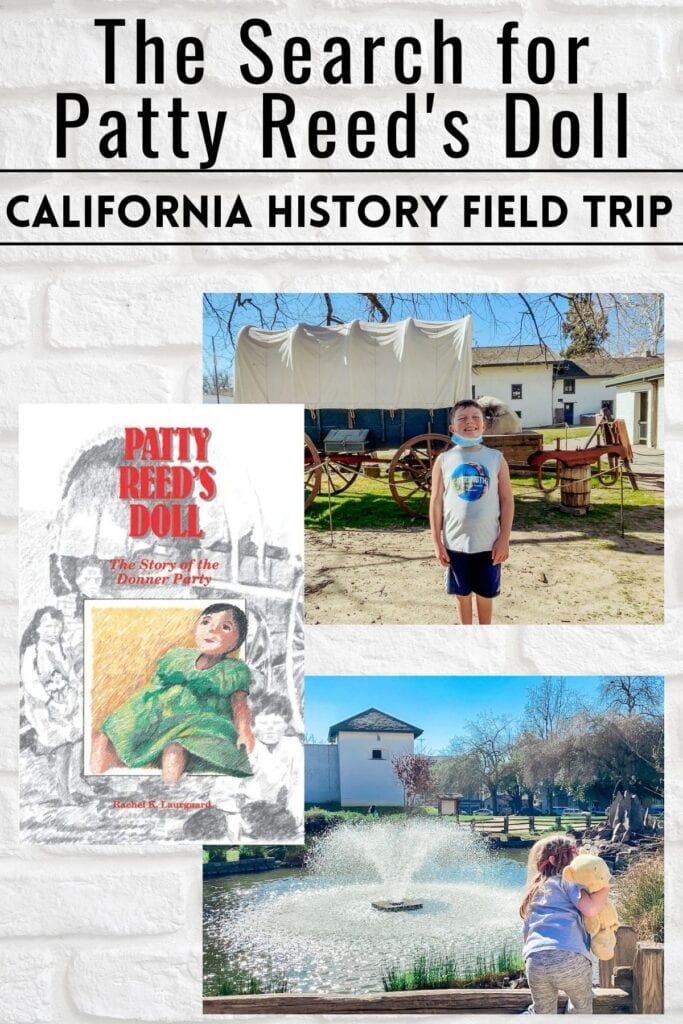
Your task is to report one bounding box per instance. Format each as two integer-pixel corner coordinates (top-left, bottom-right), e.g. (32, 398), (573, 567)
(0, 241), (678, 247)
(0, 167), (680, 175)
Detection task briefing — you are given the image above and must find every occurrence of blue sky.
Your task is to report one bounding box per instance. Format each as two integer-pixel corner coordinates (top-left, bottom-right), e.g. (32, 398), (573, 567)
(202, 291), (662, 386)
(304, 675), (663, 753)
(202, 292), (567, 382)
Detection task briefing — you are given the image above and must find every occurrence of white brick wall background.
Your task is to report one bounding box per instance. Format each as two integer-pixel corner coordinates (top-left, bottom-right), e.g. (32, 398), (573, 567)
(0, 0), (680, 1021)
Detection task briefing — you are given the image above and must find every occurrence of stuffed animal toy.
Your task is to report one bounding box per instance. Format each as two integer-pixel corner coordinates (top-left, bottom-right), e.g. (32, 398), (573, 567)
(563, 853), (619, 960)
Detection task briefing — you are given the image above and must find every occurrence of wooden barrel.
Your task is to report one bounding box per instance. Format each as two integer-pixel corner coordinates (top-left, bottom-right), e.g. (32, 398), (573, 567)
(560, 463), (591, 512)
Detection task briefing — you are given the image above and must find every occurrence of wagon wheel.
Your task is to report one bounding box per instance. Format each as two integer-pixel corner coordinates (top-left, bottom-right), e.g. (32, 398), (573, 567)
(388, 433), (452, 518)
(537, 460), (561, 493)
(319, 456), (362, 495)
(304, 434), (322, 510)
(595, 453), (619, 487)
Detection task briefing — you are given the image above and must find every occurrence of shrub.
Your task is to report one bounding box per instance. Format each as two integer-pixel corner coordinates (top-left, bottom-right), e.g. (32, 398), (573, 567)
(617, 854), (664, 942)
(205, 846), (231, 863)
(282, 848), (306, 866)
(304, 807), (367, 837)
(238, 845), (265, 860)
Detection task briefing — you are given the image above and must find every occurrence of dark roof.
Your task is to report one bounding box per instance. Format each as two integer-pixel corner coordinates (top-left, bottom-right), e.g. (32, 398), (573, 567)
(554, 354), (663, 379)
(606, 365), (665, 387)
(472, 346), (663, 378)
(473, 345), (558, 367)
(328, 707), (423, 741)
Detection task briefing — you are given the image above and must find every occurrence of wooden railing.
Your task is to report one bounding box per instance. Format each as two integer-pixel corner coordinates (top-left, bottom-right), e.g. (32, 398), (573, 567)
(204, 988), (631, 1014)
(601, 925), (664, 1014)
(469, 813), (602, 835)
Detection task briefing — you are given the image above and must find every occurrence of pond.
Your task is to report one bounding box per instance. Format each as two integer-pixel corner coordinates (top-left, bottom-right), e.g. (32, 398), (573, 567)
(204, 819), (529, 994)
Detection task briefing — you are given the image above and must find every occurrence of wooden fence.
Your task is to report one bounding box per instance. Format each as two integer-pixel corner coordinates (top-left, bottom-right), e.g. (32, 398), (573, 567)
(204, 927), (663, 1015)
(469, 813), (602, 836)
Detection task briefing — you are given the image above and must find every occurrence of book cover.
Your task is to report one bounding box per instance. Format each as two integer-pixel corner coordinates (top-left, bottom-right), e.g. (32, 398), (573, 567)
(19, 404), (304, 845)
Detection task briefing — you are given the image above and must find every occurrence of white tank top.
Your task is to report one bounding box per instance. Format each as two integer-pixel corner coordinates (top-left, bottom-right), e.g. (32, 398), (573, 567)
(439, 445), (502, 553)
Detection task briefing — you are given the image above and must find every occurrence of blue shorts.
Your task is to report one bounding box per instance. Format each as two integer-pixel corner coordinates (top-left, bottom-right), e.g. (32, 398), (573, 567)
(444, 549), (501, 598)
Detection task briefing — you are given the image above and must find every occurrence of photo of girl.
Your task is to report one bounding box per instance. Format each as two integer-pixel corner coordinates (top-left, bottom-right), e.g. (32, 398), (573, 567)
(89, 601), (256, 782)
(203, 675), (662, 1014)
(521, 835), (610, 1014)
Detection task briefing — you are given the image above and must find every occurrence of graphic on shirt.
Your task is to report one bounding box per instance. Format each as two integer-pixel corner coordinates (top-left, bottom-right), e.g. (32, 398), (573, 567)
(451, 462), (490, 502)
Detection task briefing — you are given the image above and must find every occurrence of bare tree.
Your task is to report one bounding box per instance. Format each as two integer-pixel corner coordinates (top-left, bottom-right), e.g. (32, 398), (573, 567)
(434, 750), (485, 799)
(608, 293), (664, 355)
(524, 677), (577, 740)
(599, 676), (663, 717)
(451, 715), (514, 814)
(514, 678), (577, 812)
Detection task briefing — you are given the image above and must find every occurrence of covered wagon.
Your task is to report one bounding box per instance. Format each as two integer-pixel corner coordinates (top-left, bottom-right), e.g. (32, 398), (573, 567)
(235, 316), (541, 517)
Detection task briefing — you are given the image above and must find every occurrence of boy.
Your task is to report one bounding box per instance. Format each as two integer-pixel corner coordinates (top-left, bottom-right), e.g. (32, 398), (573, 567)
(430, 399), (514, 625)
(239, 694), (302, 827)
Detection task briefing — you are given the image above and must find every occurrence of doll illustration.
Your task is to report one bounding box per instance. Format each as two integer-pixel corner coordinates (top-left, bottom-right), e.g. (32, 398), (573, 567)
(90, 602), (256, 783)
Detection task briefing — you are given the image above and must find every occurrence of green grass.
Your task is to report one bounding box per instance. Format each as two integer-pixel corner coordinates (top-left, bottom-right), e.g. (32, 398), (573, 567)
(511, 475), (663, 532)
(306, 473), (422, 529)
(537, 425), (594, 444)
(305, 471), (663, 533)
(204, 968), (289, 996)
(382, 947), (524, 991)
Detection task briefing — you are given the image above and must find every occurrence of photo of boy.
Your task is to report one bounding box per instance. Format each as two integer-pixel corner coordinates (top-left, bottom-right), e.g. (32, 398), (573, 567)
(203, 291), (664, 627)
(430, 400), (514, 625)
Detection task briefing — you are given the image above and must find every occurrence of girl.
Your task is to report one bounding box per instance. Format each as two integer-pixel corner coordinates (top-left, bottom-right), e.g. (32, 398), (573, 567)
(91, 603), (256, 784)
(20, 606), (86, 803)
(520, 835), (609, 1014)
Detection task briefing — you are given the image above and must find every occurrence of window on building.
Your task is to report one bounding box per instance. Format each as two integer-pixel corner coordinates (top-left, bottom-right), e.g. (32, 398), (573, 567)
(371, 749), (383, 760)
(563, 379), (576, 394)
(472, 385), (476, 399)
(511, 384), (522, 400)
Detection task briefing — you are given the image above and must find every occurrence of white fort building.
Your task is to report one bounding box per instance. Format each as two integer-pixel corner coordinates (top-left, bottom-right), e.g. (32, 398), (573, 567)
(305, 708), (423, 808)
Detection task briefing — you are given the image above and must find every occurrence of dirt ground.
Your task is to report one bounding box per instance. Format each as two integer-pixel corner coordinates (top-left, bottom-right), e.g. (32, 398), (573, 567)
(304, 518), (664, 625)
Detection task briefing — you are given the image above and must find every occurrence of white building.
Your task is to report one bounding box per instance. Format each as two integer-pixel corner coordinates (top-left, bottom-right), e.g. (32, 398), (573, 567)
(472, 346), (663, 429)
(552, 354), (663, 428)
(304, 708), (423, 808)
(607, 364), (664, 448)
(472, 345), (556, 428)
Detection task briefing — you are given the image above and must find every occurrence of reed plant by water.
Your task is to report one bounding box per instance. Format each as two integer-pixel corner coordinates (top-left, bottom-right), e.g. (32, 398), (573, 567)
(205, 968), (289, 996)
(382, 946), (524, 991)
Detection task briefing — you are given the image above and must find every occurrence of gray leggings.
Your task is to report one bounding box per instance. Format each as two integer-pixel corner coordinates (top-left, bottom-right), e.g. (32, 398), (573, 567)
(526, 950), (593, 1014)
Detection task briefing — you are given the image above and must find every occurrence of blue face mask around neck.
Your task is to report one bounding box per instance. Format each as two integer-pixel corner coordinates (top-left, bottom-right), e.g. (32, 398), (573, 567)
(451, 432), (483, 447)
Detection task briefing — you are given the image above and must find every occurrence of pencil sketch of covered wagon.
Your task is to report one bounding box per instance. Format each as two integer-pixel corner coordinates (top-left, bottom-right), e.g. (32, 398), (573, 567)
(235, 317), (542, 518)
